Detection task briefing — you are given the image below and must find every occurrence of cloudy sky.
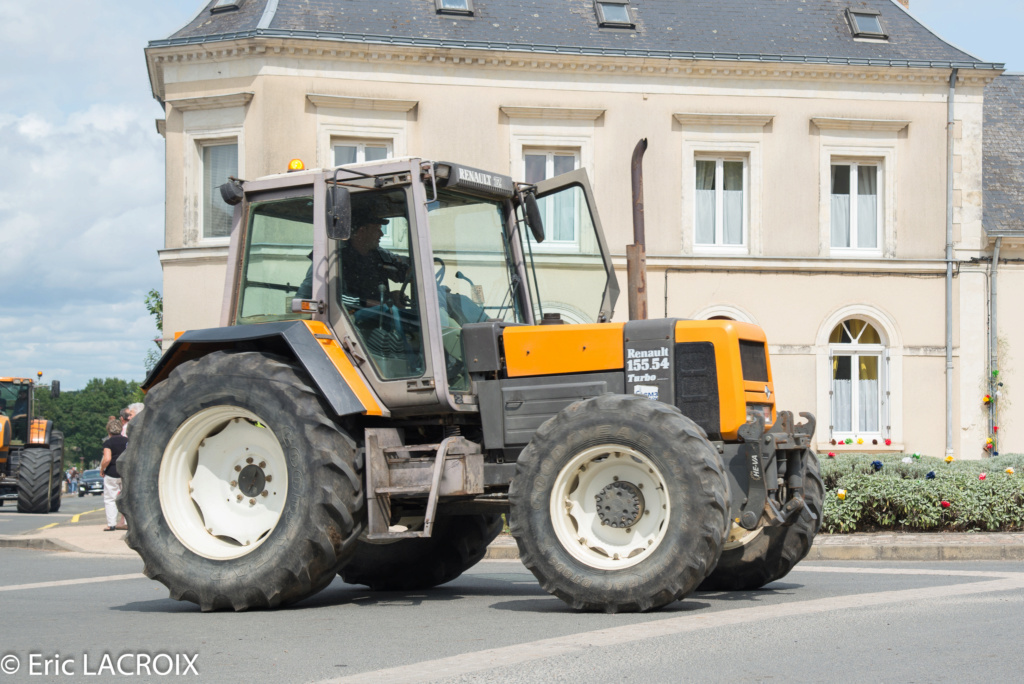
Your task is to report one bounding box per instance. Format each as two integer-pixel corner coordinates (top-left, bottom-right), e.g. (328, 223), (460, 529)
(0, 0), (1021, 390)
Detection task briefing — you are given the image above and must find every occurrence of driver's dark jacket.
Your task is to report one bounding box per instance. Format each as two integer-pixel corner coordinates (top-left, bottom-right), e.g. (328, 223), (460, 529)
(340, 245), (409, 307)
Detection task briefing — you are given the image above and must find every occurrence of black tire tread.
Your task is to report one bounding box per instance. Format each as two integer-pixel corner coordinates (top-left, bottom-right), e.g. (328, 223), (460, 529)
(698, 449), (824, 591)
(341, 514), (503, 591)
(18, 448), (55, 514)
(509, 394), (730, 613)
(118, 351), (365, 611)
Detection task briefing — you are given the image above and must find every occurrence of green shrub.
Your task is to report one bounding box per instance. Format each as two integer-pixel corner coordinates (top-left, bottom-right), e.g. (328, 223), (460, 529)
(818, 452), (1024, 533)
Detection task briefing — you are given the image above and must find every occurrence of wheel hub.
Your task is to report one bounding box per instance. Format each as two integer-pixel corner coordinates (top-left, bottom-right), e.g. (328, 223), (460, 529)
(238, 464), (266, 498)
(595, 481), (645, 528)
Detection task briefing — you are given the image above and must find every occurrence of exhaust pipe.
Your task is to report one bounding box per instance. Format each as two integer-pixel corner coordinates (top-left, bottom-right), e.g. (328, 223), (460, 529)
(627, 138), (649, 320)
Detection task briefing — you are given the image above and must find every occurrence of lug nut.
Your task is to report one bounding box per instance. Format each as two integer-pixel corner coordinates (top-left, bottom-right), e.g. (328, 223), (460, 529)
(234, 465), (241, 472)
(261, 490), (268, 497)
(246, 457), (254, 464)
(249, 498), (256, 505)
(258, 461), (266, 469)
(265, 475), (273, 482)
(230, 480), (237, 488)
(236, 494), (243, 502)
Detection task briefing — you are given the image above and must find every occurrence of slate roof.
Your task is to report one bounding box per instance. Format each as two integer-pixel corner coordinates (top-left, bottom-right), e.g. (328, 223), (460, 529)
(153, 0), (1001, 69)
(984, 74), (1024, 236)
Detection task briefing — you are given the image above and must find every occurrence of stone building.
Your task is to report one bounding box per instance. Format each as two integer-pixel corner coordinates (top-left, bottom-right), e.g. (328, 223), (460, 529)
(145, 0), (1014, 458)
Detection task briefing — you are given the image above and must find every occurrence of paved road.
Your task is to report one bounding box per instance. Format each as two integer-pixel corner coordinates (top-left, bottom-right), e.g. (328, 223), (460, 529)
(2, 547), (1023, 683)
(0, 494), (103, 536)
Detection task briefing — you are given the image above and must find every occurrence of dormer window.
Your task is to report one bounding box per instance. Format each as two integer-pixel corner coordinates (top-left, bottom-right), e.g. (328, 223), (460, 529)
(596, 1), (635, 29)
(211, 0), (242, 13)
(846, 8), (887, 39)
(436, 0), (473, 16)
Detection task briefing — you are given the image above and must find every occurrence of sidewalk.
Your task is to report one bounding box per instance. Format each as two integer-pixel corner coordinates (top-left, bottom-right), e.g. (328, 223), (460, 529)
(4, 517), (1024, 561)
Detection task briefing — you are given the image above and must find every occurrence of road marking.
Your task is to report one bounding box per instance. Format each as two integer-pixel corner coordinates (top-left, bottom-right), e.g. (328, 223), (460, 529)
(322, 568), (1024, 684)
(36, 522), (59, 531)
(0, 512), (72, 518)
(70, 508), (104, 523)
(0, 573), (144, 593)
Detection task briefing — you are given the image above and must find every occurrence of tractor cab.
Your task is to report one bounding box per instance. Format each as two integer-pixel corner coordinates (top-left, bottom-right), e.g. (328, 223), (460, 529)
(214, 158), (618, 415)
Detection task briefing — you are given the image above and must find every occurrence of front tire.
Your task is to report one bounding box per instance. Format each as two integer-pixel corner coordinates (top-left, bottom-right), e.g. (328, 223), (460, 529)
(340, 515), (503, 591)
(17, 448), (55, 513)
(118, 351), (366, 611)
(699, 449), (824, 591)
(509, 394), (730, 613)
(49, 431), (64, 513)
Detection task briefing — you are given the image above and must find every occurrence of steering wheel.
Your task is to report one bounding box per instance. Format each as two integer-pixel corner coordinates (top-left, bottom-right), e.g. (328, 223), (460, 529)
(434, 257), (446, 285)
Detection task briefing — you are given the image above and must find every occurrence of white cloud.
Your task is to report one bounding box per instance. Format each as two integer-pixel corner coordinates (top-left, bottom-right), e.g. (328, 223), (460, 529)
(0, 0), (201, 390)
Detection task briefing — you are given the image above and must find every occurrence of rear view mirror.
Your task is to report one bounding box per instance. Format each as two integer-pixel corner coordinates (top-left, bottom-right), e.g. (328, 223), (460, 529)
(219, 180), (244, 206)
(326, 185), (353, 240)
(524, 193), (545, 243)
(50, 381), (60, 399)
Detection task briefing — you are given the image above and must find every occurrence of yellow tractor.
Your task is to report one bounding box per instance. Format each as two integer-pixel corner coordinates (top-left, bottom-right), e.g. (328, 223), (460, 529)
(0, 376), (64, 513)
(121, 153), (820, 612)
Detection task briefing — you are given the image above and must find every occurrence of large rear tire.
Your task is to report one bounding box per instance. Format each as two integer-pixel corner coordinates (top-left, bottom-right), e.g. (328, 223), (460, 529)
(118, 351), (365, 611)
(49, 431), (64, 513)
(340, 515), (503, 591)
(698, 449), (824, 591)
(17, 448), (55, 513)
(509, 394), (730, 613)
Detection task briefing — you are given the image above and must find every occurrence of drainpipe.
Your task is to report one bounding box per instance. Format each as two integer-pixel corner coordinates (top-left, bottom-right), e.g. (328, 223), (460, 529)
(627, 138), (649, 321)
(989, 237), (1002, 448)
(944, 68), (957, 458)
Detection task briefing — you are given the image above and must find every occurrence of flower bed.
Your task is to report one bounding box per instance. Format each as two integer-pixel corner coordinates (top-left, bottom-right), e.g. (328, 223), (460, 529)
(820, 453), (1024, 533)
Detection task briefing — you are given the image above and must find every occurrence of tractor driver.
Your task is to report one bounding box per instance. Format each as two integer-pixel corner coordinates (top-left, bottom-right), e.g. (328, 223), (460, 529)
(339, 207), (410, 310)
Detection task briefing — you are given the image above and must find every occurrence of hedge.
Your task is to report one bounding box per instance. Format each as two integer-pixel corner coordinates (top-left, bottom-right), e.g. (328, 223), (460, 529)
(818, 452), (1024, 533)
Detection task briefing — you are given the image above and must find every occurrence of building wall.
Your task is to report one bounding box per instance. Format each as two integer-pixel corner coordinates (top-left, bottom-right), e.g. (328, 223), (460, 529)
(151, 41), (1002, 457)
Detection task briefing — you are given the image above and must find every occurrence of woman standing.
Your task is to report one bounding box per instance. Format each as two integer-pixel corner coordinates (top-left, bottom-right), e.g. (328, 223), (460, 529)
(99, 418), (127, 531)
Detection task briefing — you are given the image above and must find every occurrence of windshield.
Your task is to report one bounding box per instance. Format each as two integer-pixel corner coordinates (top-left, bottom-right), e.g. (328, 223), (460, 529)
(236, 195), (315, 324)
(0, 381), (30, 443)
(427, 190), (526, 325)
(427, 189), (527, 390)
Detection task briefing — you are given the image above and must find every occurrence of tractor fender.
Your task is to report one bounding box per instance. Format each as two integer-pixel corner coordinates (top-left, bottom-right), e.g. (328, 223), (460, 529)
(0, 415), (9, 453)
(143, 321), (382, 418)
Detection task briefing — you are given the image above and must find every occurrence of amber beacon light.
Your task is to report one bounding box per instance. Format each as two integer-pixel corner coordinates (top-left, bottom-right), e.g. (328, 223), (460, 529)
(287, 158), (305, 172)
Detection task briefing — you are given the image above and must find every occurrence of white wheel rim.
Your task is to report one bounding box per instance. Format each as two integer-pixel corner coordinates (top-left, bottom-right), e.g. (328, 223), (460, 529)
(159, 406), (289, 560)
(549, 444), (670, 570)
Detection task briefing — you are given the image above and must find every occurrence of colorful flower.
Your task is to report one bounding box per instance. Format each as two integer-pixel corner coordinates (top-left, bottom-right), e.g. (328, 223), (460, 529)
(912, 453), (921, 460)
(871, 460), (883, 471)
(837, 489), (847, 501)
(979, 473), (987, 481)
(926, 471), (936, 480)
(885, 438), (892, 446)
(945, 455), (954, 463)
(845, 438), (853, 445)
(1006, 467), (1015, 475)
(941, 500), (951, 508)
(828, 452), (836, 458)
(857, 438), (864, 445)
(902, 457), (913, 464)
(983, 395), (992, 404)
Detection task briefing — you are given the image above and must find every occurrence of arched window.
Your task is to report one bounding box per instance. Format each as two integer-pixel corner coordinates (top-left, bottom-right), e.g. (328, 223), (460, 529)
(829, 319), (887, 439)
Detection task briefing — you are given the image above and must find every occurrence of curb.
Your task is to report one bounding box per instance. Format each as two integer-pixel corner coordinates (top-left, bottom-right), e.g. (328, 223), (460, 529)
(0, 536), (85, 554)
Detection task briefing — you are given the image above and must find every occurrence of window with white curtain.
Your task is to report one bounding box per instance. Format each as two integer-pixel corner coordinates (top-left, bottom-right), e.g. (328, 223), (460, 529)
(830, 319), (886, 439)
(524, 149), (580, 249)
(333, 140), (391, 166)
(201, 141), (238, 240)
(831, 161), (880, 252)
(695, 156), (746, 249)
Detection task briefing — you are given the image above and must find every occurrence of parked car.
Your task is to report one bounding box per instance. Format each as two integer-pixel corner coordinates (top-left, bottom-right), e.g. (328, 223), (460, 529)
(78, 470), (103, 496)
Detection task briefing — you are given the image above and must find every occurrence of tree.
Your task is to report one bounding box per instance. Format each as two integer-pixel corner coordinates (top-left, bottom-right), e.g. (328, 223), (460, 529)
(144, 288), (164, 373)
(35, 378), (143, 470)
